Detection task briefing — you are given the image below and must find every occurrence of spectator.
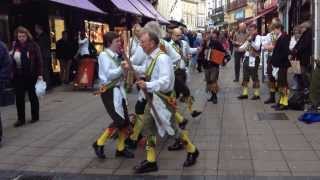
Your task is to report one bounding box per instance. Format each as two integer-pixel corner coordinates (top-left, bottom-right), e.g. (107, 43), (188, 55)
(11, 26), (43, 127)
(56, 31), (74, 84)
(289, 25), (302, 90)
(34, 24), (52, 88)
(0, 39), (11, 145)
(292, 21), (313, 93)
(231, 23), (248, 82)
(76, 31), (90, 60)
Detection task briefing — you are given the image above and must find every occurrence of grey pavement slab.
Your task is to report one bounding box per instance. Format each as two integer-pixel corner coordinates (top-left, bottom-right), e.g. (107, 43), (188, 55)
(0, 61), (320, 177)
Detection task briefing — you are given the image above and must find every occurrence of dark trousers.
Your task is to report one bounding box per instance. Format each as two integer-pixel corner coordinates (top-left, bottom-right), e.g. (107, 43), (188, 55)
(234, 51), (244, 81)
(242, 57), (260, 88)
(101, 88), (129, 129)
(296, 65), (311, 90)
(174, 69), (190, 98)
(14, 76), (39, 122)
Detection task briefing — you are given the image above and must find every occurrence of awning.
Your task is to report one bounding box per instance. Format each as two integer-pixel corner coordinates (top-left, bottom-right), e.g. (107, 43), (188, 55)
(137, 0), (170, 24)
(49, 0), (105, 14)
(128, 0), (156, 19)
(110, 0), (142, 16)
(244, 6), (278, 24)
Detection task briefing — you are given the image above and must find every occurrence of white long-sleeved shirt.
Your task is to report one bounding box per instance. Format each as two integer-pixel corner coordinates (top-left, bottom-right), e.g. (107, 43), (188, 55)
(133, 48), (175, 93)
(169, 40), (197, 68)
(160, 39), (181, 63)
(239, 35), (262, 57)
(98, 48), (123, 85)
(131, 45), (147, 66)
(129, 37), (140, 55)
(78, 37), (90, 56)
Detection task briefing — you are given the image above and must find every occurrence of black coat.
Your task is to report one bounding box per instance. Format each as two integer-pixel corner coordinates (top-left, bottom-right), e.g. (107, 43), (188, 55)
(270, 33), (290, 68)
(293, 28), (312, 66)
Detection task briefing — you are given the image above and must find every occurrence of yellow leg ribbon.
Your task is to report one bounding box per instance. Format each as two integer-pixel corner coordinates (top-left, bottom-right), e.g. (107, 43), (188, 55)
(175, 112), (184, 125)
(116, 130), (126, 151)
(180, 130), (196, 153)
(242, 87), (248, 96)
(254, 89), (260, 96)
(146, 136), (156, 163)
(97, 128), (115, 146)
(130, 115), (144, 141)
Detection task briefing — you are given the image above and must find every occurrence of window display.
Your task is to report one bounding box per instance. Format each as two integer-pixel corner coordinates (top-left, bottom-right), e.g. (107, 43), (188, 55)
(84, 20), (109, 53)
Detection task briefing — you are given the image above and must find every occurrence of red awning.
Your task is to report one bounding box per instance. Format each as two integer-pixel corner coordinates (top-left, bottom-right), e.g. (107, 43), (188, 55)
(110, 0), (143, 16)
(137, 0), (170, 24)
(244, 6), (278, 24)
(49, 0), (105, 14)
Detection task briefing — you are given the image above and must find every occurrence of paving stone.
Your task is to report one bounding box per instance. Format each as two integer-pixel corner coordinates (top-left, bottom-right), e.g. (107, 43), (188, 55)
(282, 151), (319, 161)
(251, 151), (284, 161)
(253, 160), (289, 172)
(288, 161), (320, 172)
(218, 160), (253, 171)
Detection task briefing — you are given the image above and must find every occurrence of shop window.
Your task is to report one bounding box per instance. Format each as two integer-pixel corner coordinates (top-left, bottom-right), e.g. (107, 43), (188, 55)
(84, 20), (109, 53)
(49, 17), (65, 73)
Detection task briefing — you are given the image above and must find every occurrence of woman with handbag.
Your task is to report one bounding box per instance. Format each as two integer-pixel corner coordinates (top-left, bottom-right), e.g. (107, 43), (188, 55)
(10, 26), (43, 127)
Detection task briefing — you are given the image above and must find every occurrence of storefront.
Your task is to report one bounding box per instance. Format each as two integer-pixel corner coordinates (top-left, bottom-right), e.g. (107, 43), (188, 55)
(84, 20), (109, 53)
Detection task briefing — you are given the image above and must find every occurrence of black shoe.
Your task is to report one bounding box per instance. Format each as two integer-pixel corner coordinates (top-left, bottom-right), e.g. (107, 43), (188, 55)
(237, 95), (248, 100)
(134, 160), (158, 174)
(183, 149), (199, 167)
(115, 148), (135, 158)
(92, 141), (106, 159)
(275, 105), (289, 111)
(125, 138), (138, 150)
(233, 79), (239, 82)
(208, 96), (214, 102)
(179, 119), (188, 129)
(168, 139), (184, 151)
(251, 96), (260, 100)
(191, 111), (202, 118)
(29, 119), (39, 124)
(212, 95), (218, 104)
(14, 121), (25, 128)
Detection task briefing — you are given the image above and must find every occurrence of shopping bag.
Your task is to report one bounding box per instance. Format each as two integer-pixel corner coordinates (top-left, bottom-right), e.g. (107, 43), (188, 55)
(210, 49), (225, 65)
(290, 60), (301, 74)
(35, 80), (47, 98)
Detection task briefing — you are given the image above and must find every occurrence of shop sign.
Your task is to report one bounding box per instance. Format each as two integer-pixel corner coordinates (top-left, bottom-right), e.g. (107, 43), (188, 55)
(234, 9), (245, 20)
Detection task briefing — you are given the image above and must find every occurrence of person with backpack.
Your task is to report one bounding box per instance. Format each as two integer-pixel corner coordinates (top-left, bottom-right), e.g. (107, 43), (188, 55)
(0, 39), (11, 146)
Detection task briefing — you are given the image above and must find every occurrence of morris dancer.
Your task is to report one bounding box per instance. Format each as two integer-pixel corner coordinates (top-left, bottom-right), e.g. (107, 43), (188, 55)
(237, 24), (262, 100)
(92, 32), (134, 159)
(125, 22), (201, 151)
(123, 29), (199, 173)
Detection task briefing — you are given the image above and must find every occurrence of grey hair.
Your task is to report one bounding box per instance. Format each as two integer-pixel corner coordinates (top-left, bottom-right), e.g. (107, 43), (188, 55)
(140, 28), (160, 46)
(143, 21), (164, 39)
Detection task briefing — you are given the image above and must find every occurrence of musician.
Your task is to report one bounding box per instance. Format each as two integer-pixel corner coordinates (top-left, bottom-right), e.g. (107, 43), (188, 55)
(203, 30), (226, 104)
(122, 29), (199, 173)
(263, 18), (281, 104)
(238, 24), (262, 100)
(268, 21), (291, 110)
(92, 32), (134, 159)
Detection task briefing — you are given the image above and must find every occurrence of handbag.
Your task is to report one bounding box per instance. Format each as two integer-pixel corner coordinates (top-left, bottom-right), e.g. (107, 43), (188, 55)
(290, 59), (301, 74)
(210, 49), (225, 65)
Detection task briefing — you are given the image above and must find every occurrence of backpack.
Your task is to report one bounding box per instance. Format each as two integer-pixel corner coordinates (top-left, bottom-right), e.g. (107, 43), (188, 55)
(288, 91), (305, 110)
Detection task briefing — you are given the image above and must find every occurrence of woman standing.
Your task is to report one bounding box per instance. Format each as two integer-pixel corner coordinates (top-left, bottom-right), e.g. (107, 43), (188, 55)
(11, 26), (43, 127)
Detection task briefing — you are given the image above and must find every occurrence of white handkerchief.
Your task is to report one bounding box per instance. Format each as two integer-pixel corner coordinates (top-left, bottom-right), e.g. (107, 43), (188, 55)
(249, 56), (256, 67)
